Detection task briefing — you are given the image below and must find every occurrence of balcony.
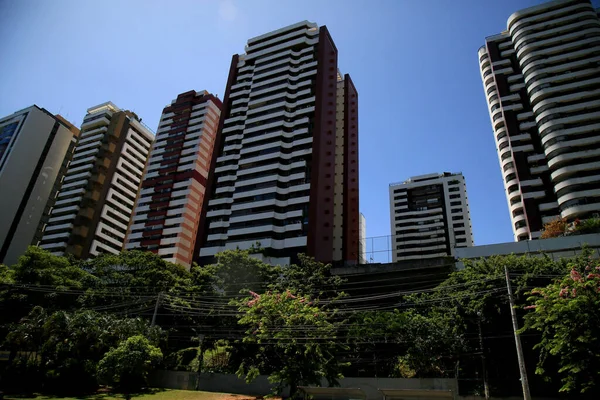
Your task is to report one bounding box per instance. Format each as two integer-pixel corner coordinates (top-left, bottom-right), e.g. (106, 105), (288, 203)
(81, 116), (110, 131)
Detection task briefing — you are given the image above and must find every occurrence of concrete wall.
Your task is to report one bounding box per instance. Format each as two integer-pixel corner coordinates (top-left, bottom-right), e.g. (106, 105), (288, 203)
(150, 371), (569, 399)
(150, 372), (457, 400)
(455, 233), (600, 268)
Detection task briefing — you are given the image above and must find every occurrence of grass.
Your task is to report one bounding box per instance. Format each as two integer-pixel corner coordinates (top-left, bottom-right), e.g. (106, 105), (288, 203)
(5, 389), (260, 400)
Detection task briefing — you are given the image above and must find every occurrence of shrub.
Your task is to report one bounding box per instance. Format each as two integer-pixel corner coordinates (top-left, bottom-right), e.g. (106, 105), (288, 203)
(98, 335), (162, 394)
(574, 217), (600, 234)
(541, 217), (567, 239)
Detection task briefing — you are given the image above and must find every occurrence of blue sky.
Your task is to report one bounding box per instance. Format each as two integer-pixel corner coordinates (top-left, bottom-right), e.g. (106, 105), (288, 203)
(0, 0), (565, 258)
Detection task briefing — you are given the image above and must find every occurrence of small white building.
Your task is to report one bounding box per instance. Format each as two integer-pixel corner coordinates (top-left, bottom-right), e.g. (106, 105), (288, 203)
(389, 172), (474, 262)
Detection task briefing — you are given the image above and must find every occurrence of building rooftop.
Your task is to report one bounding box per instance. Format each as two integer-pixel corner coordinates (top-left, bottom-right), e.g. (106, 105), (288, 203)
(390, 172), (462, 187)
(86, 101), (120, 115)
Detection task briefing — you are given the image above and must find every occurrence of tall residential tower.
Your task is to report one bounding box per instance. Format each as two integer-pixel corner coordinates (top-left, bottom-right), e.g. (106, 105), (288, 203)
(389, 173), (473, 262)
(0, 106), (80, 265)
(197, 21), (359, 266)
(39, 102), (154, 258)
(479, 0), (600, 241)
(125, 91), (222, 269)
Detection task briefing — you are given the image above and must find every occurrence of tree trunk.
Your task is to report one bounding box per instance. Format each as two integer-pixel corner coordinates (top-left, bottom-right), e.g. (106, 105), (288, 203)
(289, 381), (298, 399)
(195, 340), (206, 391)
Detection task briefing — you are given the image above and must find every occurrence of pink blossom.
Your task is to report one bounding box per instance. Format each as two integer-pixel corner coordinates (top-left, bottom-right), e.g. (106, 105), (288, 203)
(524, 305), (537, 310)
(586, 266), (591, 271)
(596, 266), (600, 271)
(572, 288), (577, 297)
(249, 291), (260, 299)
(559, 288), (568, 298)
(570, 270), (582, 282)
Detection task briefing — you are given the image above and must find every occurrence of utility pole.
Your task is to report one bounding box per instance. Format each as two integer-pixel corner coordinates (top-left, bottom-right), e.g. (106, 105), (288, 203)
(504, 266), (531, 400)
(477, 313), (490, 400)
(195, 334), (205, 391)
(151, 292), (162, 327)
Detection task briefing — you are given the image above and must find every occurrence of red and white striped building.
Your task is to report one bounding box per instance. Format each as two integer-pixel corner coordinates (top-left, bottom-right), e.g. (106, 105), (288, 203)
(125, 91), (222, 268)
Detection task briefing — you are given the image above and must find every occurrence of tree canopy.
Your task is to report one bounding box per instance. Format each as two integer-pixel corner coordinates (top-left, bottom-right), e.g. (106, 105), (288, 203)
(1, 245), (600, 399)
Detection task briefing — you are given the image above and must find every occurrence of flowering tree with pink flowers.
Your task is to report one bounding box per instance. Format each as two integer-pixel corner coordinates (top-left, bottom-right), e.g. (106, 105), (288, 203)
(234, 290), (347, 397)
(522, 259), (600, 394)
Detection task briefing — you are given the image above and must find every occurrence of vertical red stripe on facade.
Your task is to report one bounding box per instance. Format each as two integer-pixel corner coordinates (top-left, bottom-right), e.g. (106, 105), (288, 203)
(343, 74), (359, 264)
(307, 26), (338, 263)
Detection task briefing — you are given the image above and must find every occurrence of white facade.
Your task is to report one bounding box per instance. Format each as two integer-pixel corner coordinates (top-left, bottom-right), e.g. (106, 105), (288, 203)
(40, 102), (154, 257)
(389, 173), (474, 262)
(0, 106), (79, 265)
(479, 0), (600, 241)
(359, 212), (366, 264)
(200, 21), (321, 266)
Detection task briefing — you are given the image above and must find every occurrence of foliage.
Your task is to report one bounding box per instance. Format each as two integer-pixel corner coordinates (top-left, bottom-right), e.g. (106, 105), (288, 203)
(234, 290), (347, 397)
(78, 250), (197, 309)
(346, 309), (465, 378)
(412, 254), (571, 318)
(203, 340), (232, 373)
(541, 218), (567, 239)
(98, 335), (163, 394)
(0, 263), (14, 284)
(522, 258), (600, 394)
(208, 249), (277, 296)
(573, 217), (600, 235)
(269, 253), (346, 299)
(396, 310), (466, 378)
(0, 246), (97, 342)
(2, 307), (163, 394)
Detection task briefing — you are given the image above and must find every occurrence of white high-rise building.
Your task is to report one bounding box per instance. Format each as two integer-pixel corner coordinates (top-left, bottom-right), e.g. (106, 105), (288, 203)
(197, 21), (360, 267)
(389, 173), (474, 262)
(0, 106), (79, 265)
(479, 0), (600, 241)
(39, 102), (154, 258)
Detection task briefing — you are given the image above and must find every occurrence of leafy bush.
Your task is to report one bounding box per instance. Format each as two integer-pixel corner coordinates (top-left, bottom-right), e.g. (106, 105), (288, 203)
(522, 261), (600, 394)
(574, 217), (600, 234)
(541, 217), (567, 239)
(98, 335), (163, 394)
(2, 308), (163, 395)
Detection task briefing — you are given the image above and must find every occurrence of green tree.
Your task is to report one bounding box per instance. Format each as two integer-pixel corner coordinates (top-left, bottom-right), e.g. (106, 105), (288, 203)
(269, 253), (345, 299)
(98, 335), (163, 396)
(235, 290), (347, 397)
(0, 246), (95, 335)
(347, 310), (465, 378)
(406, 254), (572, 396)
(2, 307), (163, 394)
(522, 260), (600, 394)
(209, 249), (277, 295)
